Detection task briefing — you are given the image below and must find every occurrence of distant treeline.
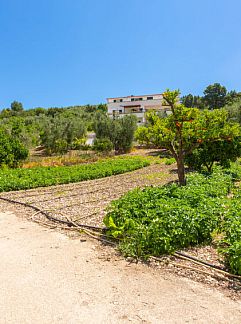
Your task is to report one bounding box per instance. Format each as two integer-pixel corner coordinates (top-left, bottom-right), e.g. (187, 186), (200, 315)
(181, 83), (241, 110)
(0, 102), (107, 118)
(0, 101), (137, 167)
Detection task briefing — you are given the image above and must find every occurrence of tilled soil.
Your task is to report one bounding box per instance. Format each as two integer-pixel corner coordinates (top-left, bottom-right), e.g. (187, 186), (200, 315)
(0, 163), (177, 227)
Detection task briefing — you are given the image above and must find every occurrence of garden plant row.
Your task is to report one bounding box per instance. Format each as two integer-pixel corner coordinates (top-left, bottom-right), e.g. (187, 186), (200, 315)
(0, 156), (150, 192)
(104, 163), (241, 275)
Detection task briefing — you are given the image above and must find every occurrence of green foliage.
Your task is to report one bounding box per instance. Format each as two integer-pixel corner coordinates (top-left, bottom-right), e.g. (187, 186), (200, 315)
(185, 138), (241, 172)
(164, 157), (176, 165)
(0, 128), (28, 167)
(11, 101), (24, 112)
(136, 90), (240, 185)
(71, 137), (88, 150)
(104, 169), (232, 258)
(0, 115), (45, 148)
(0, 156), (150, 192)
(218, 188), (241, 274)
(225, 90), (241, 106)
(181, 94), (205, 109)
(0, 103), (108, 152)
(94, 115), (137, 153)
(93, 138), (113, 153)
(104, 163), (241, 275)
(181, 86), (241, 111)
(224, 97), (241, 124)
(96, 103), (107, 113)
(40, 113), (87, 154)
(203, 83), (227, 109)
(225, 242), (241, 275)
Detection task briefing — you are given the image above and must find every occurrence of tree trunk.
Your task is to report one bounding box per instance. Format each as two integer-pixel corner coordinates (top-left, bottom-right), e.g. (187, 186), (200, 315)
(176, 156), (186, 186)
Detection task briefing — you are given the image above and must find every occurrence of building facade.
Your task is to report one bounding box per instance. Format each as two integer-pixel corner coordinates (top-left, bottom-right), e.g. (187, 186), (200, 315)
(107, 93), (171, 124)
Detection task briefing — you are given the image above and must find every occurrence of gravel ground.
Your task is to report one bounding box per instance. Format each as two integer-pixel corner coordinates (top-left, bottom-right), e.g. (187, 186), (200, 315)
(1, 211), (241, 324)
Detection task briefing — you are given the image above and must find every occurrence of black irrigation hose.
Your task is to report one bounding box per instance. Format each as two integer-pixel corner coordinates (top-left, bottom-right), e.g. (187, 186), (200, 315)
(4, 196), (238, 279)
(175, 251), (225, 271)
(0, 196), (106, 232)
(174, 252), (241, 280)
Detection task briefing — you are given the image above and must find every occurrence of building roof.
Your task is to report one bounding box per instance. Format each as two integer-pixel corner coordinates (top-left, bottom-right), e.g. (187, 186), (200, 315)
(107, 93), (163, 100)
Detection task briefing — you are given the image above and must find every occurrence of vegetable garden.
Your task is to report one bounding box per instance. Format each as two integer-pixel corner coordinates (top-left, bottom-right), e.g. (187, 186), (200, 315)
(104, 164), (241, 275)
(0, 156), (150, 192)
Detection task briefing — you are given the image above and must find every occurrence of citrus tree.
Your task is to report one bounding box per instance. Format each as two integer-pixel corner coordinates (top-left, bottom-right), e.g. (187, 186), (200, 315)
(135, 90), (240, 185)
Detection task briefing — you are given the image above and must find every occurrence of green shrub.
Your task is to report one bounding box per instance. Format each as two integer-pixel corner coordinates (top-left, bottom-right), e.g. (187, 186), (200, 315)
(184, 139), (241, 172)
(71, 138), (87, 150)
(94, 115), (137, 153)
(224, 242), (241, 275)
(219, 191), (241, 274)
(0, 129), (28, 168)
(93, 138), (113, 153)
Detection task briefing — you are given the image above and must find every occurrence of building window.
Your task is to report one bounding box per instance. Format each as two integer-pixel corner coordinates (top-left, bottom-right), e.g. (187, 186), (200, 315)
(131, 98), (135, 102)
(147, 96), (153, 100)
(119, 110), (122, 113)
(113, 99), (123, 103)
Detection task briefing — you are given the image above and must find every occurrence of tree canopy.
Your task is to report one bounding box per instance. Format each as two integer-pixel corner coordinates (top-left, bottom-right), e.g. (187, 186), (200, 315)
(135, 90), (240, 185)
(203, 83), (227, 109)
(11, 101), (24, 112)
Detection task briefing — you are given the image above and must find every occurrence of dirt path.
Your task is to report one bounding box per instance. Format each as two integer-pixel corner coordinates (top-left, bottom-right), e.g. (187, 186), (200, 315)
(1, 211), (241, 324)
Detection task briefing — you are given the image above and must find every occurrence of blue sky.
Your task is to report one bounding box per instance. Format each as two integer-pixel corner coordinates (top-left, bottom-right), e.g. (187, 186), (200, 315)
(0, 0), (241, 109)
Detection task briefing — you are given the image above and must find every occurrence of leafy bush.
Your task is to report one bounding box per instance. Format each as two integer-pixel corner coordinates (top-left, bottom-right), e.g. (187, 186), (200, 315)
(219, 191), (241, 274)
(185, 138), (241, 172)
(104, 169), (232, 258)
(0, 129), (28, 167)
(71, 138), (87, 150)
(0, 156), (150, 192)
(40, 113), (87, 154)
(93, 138), (113, 153)
(94, 115), (137, 153)
(224, 242), (241, 275)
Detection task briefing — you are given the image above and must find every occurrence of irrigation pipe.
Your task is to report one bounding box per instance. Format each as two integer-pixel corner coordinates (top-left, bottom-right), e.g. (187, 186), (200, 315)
(1, 196), (240, 281)
(151, 254), (241, 281)
(170, 262), (230, 280)
(174, 252), (241, 280)
(0, 196), (106, 232)
(174, 251), (224, 271)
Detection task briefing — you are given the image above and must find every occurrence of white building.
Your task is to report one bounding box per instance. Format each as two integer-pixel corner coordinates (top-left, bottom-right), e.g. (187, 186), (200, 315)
(107, 93), (171, 124)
